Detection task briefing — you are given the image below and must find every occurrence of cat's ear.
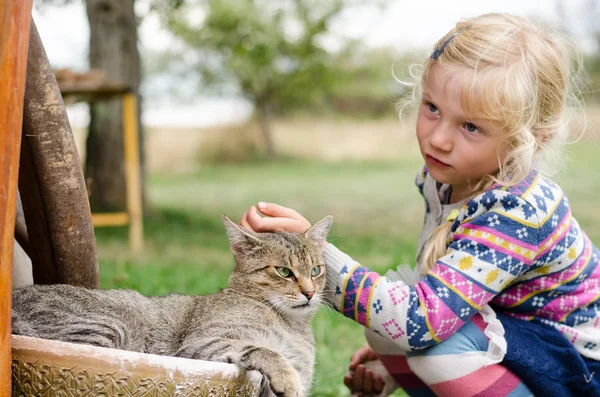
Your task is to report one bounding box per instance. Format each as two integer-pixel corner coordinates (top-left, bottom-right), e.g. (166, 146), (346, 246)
(304, 215), (333, 247)
(223, 215), (263, 255)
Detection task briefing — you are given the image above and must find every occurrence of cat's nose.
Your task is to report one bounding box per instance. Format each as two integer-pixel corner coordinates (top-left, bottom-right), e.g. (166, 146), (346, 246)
(302, 290), (315, 300)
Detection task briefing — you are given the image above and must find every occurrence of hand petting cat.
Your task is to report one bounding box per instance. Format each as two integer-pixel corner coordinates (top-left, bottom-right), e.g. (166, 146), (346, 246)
(240, 202), (312, 234)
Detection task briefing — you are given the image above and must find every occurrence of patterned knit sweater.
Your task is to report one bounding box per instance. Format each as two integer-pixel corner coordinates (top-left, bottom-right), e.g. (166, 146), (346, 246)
(323, 166), (600, 360)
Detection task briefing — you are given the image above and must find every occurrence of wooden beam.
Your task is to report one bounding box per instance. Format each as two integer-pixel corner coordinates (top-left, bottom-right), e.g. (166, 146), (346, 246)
(123, 93), (143, 252)
(92, 212), (129, 227)
(0, 1), (33, 395)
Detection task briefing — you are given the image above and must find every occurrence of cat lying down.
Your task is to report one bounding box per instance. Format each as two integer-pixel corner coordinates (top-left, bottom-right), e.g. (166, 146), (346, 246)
(12, 215), (333, 397)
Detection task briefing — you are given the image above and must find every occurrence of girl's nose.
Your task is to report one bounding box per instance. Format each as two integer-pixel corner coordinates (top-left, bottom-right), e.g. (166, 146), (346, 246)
(429, 124), (453, 152)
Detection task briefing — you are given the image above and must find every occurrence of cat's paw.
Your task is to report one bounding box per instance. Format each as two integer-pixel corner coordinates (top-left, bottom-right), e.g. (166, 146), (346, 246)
(267, 370), (303, 397)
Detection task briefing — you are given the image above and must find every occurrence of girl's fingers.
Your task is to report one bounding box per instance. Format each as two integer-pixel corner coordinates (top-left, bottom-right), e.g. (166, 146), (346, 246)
(239, 211), (255, 232)
(343, 372), (354, 391)
(247, 205), (308, 233)
(348, 351), (362, 370)
(246, 208), (286, 232)
(349, 344), (373, 370)
(367, 350), (378, 361)
(347, 347), (384, 394)
(246, 206), (265, 230)
(373, 375), (384, 392)
(352, 365), (365, 391)
(257, 202), (303, 220)
(363, 369), (374, 393)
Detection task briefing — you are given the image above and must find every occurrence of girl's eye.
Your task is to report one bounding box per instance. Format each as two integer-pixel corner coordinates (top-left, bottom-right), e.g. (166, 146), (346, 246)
(276, 267), (292, 278)
(464, 122), (479, 134)
(311, 266), (322, 277)
(428, 102), (439, 114)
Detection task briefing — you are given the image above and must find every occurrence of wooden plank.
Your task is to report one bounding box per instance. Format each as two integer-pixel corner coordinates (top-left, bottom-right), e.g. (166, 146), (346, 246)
(60, 83), (129, 97)
(0, 1), (33, 395)
(92, 212), (129, 227)
(123, 93), (144, 252)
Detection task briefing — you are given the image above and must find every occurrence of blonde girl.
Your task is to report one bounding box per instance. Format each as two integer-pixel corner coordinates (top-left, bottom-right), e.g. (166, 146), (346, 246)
(240, 13), (600, 397)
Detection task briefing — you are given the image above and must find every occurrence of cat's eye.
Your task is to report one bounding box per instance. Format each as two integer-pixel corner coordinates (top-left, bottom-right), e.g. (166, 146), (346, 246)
(276, 267), (293, 278)
(311, 266), (322, 277)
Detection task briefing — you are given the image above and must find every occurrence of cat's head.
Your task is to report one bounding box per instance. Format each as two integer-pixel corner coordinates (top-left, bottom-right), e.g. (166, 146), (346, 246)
(223, 215), (333, 318)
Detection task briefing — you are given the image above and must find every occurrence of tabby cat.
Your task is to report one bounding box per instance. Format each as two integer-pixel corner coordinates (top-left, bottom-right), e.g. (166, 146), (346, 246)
(12, 215), (333, 397)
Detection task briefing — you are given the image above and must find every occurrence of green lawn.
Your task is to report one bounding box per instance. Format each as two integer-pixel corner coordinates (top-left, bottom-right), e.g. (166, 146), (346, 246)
(96, 140), (600, 396)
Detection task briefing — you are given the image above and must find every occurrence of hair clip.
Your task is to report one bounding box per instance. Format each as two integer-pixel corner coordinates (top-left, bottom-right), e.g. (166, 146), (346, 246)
(430, 26), (470, 60)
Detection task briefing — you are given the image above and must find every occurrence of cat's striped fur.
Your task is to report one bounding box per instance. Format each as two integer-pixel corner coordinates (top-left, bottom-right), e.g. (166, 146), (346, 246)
(12, 215), (333, 397)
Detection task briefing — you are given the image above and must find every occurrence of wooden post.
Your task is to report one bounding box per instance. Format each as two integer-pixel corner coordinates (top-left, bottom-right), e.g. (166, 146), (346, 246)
(123, 92), (143, 252)
(0, 1), (33, 395)
(21, 21), (99, 288)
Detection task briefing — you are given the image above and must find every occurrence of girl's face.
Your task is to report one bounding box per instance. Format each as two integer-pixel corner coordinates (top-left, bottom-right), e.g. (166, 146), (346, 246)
(416, 63), (509, 201)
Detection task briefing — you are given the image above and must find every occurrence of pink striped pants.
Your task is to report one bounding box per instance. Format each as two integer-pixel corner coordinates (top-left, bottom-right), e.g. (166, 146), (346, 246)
(365, 314), (534, 397)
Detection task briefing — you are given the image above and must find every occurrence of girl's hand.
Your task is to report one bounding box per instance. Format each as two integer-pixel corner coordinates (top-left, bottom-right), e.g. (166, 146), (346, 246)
(240, 202), (311, 234)
(343, 344), (384, 395)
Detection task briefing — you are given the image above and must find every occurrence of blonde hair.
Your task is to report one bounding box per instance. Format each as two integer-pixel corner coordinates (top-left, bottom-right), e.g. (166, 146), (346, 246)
(398, 13), (588, 272)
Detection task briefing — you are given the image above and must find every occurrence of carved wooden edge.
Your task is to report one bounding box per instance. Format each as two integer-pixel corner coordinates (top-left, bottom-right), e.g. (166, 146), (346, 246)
(11, 335), (262, 397)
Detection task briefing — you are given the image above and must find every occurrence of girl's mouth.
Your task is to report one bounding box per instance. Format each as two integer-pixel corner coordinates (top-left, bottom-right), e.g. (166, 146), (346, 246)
(425, 154), (451, 169)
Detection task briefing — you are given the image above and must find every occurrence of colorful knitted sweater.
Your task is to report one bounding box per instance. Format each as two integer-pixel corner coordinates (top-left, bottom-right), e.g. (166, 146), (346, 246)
(323, 166), (600, 360)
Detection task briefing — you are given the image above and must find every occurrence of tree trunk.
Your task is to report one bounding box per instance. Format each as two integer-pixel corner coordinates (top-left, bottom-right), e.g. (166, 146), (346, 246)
(256, 100), (276, 159)
(85, 0), (144, 212)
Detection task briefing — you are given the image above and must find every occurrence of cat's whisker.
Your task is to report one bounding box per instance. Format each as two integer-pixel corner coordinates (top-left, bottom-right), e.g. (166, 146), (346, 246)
(266, 295), (294, 317)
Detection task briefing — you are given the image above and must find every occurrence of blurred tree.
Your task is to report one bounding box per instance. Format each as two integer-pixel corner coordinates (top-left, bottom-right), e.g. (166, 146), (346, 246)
(326, 44), (412, 118)
(555, 0), (599, 101)
(582, 0), (600, 100)
(36, 0), (183, 212)
(85, 0), (142, 212)
(164, 0), (386, 158)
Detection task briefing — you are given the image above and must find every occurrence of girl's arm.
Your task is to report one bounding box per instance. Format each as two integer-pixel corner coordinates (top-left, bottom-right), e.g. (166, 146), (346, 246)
(242, 193), (540, 351)
(323, 191), (540, 351)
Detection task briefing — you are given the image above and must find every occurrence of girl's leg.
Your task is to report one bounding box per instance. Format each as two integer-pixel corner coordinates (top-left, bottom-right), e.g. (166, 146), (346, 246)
(365, 329), (434, 397)
(375, 354), (434, 397)
(405, 314), (533, 397)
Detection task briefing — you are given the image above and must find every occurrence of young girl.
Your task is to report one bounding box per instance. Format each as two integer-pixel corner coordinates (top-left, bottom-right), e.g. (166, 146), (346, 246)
(240, 13), (600, 396)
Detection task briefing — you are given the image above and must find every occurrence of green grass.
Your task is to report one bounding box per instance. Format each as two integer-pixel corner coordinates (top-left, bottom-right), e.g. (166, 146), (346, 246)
(96, 140), (600, 396)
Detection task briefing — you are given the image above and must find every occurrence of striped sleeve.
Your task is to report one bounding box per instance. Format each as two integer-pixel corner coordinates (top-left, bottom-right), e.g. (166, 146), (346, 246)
(323, 191), (540, 351)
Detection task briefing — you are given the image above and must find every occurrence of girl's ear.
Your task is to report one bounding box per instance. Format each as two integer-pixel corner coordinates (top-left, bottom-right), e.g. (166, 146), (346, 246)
(223, 215), (263, 255)
(304, 215), (333, 247)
